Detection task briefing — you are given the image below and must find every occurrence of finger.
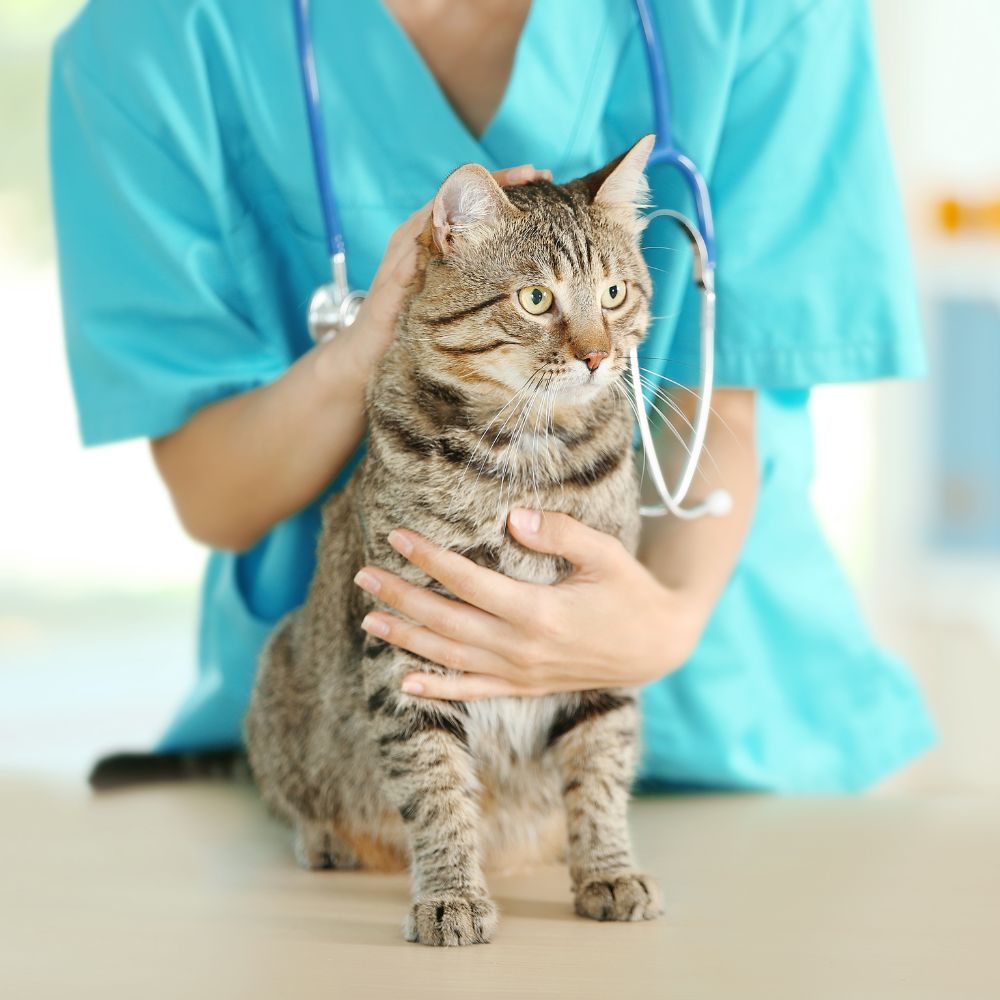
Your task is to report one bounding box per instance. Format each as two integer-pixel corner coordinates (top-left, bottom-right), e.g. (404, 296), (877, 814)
(353, 567), (511, 651)
(400, 671), (535, 702)
(371, 218), (422, 295)
(387, 529), (530, 620)
(369, 204), (432, 296)
(362, 212), (433, 335)
(492, 163), (547, 187)
(361, 611), (507, 676)
(506, 508), (620, 572)
(371, 165), (548, 301)
(363, 253), (415, 330)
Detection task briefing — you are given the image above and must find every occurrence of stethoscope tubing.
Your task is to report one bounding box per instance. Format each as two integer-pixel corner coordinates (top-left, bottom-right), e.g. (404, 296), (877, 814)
(293, 0), (729, 518)
(292, 0), (345, 265)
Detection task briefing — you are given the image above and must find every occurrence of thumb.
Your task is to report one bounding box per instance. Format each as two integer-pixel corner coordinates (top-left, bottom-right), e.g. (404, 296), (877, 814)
(507, 508), (617, 571)
(366, 244), (417, 329)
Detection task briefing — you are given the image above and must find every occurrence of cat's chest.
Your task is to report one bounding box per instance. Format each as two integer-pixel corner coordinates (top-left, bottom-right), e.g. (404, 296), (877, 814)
(464, 696), (563, 767)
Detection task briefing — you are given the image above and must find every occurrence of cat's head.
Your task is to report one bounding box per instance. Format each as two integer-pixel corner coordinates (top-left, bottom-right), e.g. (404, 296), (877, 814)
(407, 136), (654, 413)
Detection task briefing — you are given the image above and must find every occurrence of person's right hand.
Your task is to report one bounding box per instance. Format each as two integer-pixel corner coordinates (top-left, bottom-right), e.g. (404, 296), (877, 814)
(326, 163), (552, 392)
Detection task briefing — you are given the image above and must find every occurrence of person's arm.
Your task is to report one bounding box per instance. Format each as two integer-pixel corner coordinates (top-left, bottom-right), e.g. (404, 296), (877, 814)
(149, 225), (414, 551)
(151, 165), (550, 551)
(348, 388), (757, 699)
(636, 387), (758, 642)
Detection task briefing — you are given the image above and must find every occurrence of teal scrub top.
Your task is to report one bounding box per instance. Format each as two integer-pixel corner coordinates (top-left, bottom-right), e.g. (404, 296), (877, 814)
(51, 0), (935, 792)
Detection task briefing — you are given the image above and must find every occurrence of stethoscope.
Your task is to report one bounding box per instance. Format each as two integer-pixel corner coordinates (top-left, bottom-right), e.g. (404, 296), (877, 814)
(292, 0), (731, 519)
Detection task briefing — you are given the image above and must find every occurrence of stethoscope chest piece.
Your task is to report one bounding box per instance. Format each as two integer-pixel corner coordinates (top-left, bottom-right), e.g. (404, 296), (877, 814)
(307, 281), (365, 343)
(307, 251), (366, 344)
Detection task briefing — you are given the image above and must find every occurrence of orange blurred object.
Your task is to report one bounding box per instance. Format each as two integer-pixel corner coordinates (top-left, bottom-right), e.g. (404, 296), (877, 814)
(937, 196), (1000, 234)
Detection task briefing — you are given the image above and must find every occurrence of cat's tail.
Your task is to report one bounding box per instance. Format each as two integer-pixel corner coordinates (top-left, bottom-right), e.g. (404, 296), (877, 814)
(87, 749), (253, 790)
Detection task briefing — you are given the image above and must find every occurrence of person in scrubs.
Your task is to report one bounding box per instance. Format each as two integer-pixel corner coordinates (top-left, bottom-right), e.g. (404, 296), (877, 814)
(50, 0), (935, 792)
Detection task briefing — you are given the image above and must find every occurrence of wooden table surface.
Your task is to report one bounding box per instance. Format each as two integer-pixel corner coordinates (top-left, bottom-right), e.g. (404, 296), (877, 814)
(2, 774), (998, 1000)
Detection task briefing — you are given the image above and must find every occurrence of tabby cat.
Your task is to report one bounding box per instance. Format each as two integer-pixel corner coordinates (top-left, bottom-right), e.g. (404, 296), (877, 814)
(244, 135), (663, 946)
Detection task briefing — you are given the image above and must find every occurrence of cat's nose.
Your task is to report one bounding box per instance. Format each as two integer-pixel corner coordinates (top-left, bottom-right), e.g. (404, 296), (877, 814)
(578, 350), (608, 372)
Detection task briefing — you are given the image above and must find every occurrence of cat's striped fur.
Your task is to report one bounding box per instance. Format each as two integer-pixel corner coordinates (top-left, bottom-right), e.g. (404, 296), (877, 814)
(244, 137), (663, 945)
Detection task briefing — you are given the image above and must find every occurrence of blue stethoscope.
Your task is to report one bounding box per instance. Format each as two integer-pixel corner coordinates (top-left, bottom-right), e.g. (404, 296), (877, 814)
(292, 0), (730, 519)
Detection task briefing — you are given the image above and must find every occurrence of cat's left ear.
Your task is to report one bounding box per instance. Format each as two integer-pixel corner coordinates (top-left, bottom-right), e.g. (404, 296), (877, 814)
(578, 134), (655, 219)
(430, 164), (520, 254)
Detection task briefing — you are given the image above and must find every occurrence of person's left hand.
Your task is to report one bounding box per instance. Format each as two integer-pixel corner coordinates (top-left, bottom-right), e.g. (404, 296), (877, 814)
(352, 508), (703, 700)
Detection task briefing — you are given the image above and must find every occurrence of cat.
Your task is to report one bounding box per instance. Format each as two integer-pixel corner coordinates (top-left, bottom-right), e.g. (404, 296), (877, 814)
(244, 135), (663, 946)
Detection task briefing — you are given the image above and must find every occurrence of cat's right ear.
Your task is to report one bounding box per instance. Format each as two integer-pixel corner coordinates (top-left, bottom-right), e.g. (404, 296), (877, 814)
(430, 164), (519, 254)
(578, 134), (655, 221)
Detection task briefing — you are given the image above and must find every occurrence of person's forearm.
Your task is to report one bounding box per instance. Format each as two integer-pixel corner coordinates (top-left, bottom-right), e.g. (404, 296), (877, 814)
(638, 387), (759, 636)
(151, 333), (368, 551)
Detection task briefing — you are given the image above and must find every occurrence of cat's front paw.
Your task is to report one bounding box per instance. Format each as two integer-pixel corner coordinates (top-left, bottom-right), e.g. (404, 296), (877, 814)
(574, 872), (662, 922)
(404, 893), (498, 946)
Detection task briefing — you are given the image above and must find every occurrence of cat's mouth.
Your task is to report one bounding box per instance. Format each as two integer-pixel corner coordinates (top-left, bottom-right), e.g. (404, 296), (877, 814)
(548, 359), (623, 401)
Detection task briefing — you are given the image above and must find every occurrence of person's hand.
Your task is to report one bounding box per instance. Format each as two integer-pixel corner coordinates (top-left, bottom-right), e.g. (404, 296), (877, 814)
(326, 164), (552, 391)
(352, 508), (706, 700)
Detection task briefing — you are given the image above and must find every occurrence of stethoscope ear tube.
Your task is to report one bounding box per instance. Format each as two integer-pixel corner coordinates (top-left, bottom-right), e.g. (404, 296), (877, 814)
(635, 210), (732, 519)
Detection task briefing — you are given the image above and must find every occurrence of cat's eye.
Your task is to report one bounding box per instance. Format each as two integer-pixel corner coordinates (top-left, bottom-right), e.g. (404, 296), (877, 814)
(517, 285), (554, 315)
(601, 280), (628, 309)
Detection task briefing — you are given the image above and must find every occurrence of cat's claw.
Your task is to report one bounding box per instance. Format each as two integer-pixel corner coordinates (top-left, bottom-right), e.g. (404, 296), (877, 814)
(574, 872), (663, 922)
(404, 893), (498, 946)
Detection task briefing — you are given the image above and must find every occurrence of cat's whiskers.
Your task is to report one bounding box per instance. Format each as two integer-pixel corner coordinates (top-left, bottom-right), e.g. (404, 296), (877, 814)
(529, 374), (548, 510)
(611, 380), (647, 490)
(636, 386), (697, 464)
(633, 371), (696, 429)
(503, 372), (544, 522)
(636, 363), (744, 448)
(511, 371), (550, 515)
(445, 365), (545, 522)
(542, 372), (559, 499)
(624, 371), (721, 476)
(493, 369), (544, 529)
(539, 372), (562, 509)
(633, 373), (720, 471)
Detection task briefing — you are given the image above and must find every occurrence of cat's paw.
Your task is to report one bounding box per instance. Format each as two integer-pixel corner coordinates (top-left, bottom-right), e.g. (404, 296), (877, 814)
(574, 872), (662, 922)
(404, 893), (498, 946)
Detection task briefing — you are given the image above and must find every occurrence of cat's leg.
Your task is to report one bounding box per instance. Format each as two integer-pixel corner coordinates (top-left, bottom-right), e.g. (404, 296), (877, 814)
(293, 820), (361, 871)
(549, 691), (662, 922)
(366, 645), (496, 946)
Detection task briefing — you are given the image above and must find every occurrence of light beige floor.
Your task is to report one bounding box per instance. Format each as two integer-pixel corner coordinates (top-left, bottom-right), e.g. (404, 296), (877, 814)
(3, 775), (998, 1000)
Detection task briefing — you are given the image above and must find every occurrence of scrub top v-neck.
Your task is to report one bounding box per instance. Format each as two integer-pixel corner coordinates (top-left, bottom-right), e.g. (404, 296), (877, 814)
(51, 0), (935, 792)
(308, 1), (633, 204)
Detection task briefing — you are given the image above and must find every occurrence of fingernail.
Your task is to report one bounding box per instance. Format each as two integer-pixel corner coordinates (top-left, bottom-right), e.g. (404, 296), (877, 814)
(510, 508), (541, 533)
(507, 164), (533, 182)
(353, 570), (381, 594)
(361, 614), (389, 637)
(388, 529), (413, 556)
(401, 678), (424, 695)
(541, 169), (553, 181)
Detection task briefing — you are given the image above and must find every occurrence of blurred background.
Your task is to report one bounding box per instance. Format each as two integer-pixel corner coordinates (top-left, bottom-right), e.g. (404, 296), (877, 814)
(1, 0), (997, 791)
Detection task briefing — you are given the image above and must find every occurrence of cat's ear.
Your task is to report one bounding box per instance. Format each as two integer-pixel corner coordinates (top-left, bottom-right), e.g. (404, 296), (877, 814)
(430, 164), (519, 253)
(579, 134), (655, 215)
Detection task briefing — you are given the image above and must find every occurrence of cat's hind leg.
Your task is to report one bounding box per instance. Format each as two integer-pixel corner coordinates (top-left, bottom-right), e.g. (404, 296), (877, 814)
(293, 820), (361, 871)
(549, 691), (662, 922)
